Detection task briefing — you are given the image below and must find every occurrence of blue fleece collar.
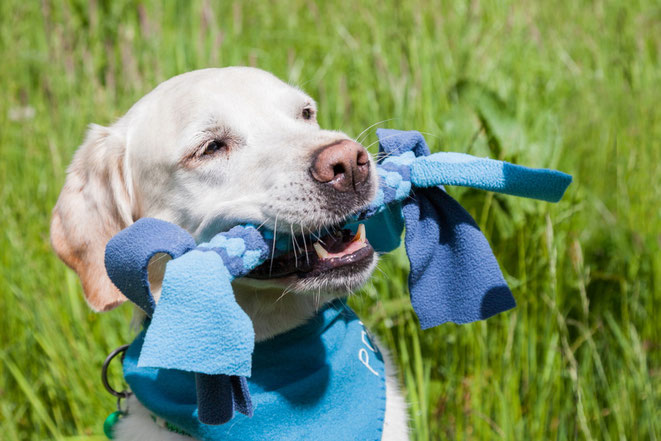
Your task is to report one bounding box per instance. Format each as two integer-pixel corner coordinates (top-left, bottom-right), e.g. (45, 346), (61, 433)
(123, 300), (386, 441)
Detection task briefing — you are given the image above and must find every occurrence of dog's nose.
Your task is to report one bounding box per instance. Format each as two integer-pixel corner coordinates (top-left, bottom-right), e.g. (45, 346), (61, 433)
(310, 140), (370, 192)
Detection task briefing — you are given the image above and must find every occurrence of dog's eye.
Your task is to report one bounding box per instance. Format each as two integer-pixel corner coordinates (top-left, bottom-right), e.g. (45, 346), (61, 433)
(203, 139), (227, 156)
(301, 107), (314, 120)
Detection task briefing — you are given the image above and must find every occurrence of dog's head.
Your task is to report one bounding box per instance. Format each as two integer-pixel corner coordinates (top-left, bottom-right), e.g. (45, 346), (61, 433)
(51, 67), (378, 316)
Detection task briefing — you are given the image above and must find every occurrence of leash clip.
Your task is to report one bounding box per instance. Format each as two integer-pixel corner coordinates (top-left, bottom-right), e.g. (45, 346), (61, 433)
(102, 344), (132, 412)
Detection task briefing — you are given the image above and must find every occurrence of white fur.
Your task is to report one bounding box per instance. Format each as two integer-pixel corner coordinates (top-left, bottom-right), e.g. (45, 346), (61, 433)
(52, 67), (409, 440)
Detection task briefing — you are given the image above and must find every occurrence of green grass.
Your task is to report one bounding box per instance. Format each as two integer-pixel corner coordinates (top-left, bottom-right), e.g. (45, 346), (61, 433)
(1, 0), (659, 439)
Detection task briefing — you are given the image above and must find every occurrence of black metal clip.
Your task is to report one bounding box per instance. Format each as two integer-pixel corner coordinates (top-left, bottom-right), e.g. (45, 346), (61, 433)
(101, 344), (132, 412)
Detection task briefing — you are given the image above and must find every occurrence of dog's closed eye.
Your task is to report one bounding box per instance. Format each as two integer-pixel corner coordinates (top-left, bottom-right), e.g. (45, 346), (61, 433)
(180, 131), (237, 168)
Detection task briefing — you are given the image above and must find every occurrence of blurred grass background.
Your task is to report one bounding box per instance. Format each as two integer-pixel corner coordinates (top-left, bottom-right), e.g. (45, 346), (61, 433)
(1, 0), (659, 439)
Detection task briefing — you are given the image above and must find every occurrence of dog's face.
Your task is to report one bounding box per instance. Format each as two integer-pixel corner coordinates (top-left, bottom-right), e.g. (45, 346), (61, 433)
(51, 67), (378, 313)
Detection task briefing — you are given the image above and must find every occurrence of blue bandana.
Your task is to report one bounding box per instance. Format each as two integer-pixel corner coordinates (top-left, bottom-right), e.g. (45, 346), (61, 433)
(104, 129), (572, 431)
(123, 299), (386, 440)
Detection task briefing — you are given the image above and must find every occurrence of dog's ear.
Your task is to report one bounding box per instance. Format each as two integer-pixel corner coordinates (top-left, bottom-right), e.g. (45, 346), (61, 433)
(51, 124), (135, 311)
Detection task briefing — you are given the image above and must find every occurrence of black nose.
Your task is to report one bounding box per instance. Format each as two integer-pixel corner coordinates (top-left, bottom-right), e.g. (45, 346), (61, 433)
(310, 140), (370, 192)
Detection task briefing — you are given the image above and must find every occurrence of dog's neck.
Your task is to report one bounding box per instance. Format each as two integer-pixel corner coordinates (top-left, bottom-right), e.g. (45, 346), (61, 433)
(232, 283), (339, 342)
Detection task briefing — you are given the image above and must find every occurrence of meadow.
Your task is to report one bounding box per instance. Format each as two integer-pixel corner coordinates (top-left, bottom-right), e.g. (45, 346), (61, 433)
(1, 1), (659, 439)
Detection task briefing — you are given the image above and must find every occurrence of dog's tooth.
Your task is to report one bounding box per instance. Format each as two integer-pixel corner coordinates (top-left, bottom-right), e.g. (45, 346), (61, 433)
(313, 242), (330, 259)
(353, 223), (366, 243)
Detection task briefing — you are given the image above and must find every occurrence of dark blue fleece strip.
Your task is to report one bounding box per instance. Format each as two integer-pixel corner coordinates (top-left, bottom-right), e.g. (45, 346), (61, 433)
(104, 218), (196, 316)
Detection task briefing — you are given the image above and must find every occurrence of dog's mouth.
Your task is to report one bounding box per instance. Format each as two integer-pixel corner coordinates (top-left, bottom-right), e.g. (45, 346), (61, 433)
(247, 224), (374, 280)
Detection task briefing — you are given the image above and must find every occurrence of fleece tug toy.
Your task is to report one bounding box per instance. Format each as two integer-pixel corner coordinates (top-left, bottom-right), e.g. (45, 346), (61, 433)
(104, 129), (571, 437)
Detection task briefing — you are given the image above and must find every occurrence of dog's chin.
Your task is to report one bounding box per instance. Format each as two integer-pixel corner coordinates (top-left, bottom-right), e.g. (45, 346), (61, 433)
(284, 251), (378, 295)
(238, 253), (376, 299)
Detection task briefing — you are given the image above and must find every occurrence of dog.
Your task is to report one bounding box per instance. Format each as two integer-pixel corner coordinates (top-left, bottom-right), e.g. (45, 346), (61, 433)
(51, 67), (409, 440)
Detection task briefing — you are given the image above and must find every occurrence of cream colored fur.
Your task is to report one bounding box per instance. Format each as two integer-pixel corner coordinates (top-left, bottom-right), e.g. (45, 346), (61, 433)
(51, 67), (409, 440)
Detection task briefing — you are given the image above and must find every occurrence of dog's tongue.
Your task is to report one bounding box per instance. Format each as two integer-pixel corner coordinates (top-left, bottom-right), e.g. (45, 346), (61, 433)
(322, 240), (366, 259)
(312, 224), (367, 260)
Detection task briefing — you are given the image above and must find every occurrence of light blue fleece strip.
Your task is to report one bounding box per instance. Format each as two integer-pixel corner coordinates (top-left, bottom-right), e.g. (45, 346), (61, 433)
(411, 152), (572, 202)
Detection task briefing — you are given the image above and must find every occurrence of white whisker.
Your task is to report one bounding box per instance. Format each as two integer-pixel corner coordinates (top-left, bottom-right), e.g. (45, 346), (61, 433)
(269, 213), (280, 277)
(275, 286), (293, 304)
(255, 218), (270, 230)
(364, 132), (414, 153)
(290, 225), (298, 268)
(301, 226), (310, 265)
(354, 118), (397, 144)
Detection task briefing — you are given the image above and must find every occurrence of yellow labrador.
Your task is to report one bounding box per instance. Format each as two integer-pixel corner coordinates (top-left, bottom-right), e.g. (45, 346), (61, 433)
(51, 67), (409, 440)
